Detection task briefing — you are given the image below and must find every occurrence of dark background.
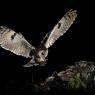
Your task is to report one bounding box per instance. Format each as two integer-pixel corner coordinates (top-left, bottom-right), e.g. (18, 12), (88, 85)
(0, 0), (87, 94)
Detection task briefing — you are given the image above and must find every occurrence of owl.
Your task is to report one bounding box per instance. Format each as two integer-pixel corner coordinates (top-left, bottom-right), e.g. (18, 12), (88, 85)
(0, 9), (77, 67)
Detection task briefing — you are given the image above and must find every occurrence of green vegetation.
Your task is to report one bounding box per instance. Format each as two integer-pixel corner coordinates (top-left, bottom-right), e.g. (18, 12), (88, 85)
(69, 73), (86, 88)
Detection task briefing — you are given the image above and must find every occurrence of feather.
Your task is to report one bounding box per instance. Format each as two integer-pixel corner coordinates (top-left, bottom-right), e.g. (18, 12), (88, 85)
(42, 9), (77, 49)
(0, 26), (35, 58)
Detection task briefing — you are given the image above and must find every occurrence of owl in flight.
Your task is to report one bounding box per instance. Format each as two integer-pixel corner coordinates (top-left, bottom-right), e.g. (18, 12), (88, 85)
(0, 9), (77, 67)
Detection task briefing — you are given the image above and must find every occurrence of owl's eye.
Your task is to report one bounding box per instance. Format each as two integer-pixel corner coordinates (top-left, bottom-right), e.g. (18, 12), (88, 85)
(39, 51), (44, 56)
(41, 52), (44, 55)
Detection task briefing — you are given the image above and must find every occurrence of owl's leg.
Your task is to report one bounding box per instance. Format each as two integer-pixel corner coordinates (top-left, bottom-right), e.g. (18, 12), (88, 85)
(23, 56), (39, 67)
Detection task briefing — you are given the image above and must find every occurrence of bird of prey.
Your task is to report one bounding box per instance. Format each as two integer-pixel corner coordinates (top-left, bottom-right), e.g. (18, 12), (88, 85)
(0, 9), (77, 67)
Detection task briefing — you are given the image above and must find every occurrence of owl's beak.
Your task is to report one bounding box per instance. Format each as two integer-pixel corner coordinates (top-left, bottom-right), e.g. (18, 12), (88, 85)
(39, 61), (47, 66)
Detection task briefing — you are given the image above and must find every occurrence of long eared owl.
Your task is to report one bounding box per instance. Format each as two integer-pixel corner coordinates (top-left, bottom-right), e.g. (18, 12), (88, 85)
(0, 9), (77, 67)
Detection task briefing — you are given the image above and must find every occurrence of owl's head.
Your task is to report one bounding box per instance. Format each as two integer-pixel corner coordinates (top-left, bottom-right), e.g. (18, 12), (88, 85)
(35, 49), (48, 66)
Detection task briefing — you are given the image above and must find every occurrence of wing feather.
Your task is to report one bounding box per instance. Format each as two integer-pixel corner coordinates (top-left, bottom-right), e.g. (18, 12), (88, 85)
(43, 9), (77, 49)
(0, 26), (35, 58)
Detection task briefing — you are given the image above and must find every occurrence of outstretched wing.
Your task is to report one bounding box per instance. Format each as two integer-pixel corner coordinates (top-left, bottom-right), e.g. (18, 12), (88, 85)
(41, 9), (77, 49)
(0, 26), (35, 58)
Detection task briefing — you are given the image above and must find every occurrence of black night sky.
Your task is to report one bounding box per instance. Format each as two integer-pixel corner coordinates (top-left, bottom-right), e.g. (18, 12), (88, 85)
(0, 0), (91, 95)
